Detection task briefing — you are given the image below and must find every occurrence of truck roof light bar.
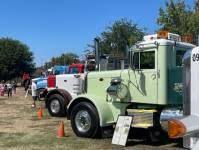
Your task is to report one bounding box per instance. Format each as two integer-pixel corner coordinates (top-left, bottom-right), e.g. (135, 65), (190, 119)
(157, 31), (181, 42)
(181, 35), (193, 43)
(157, 31), (169, 39)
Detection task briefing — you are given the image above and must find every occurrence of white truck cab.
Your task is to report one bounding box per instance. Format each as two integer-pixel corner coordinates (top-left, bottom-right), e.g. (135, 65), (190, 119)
(45, 63), (85, 117)
(168, 47), (199, 149)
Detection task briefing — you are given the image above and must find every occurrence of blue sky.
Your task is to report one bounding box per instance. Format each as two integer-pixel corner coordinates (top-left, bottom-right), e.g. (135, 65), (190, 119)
(0, 0), (195, 66)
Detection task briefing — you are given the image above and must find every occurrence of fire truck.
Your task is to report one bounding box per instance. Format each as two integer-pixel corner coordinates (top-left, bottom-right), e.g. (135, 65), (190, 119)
(64, 31), (195, 139)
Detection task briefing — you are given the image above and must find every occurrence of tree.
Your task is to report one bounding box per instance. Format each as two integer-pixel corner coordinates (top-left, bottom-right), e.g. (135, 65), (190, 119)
(0, 38), (35, 81)
(44, 52), (78, 69)
(157, 0), (199, 42)
(93, 18), (144, 56)
(157, 0), (190, 35)
(188, 11), (199, 37)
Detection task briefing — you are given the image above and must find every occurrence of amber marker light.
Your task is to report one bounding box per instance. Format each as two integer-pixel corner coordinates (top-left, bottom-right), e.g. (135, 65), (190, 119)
(157, 31), (168, 39)
(168, 119), (187, 139)
(181, 35), (193, 43)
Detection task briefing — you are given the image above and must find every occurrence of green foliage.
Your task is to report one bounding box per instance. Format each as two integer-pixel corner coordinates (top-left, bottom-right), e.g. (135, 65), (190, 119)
(188, 12), (199, 35)
(90, 18), (144, 56)
(44, 52), (78, 69)
(157, 0), (190, 35)
(157, 0), (199, 41)
(0, 38), (35, 81)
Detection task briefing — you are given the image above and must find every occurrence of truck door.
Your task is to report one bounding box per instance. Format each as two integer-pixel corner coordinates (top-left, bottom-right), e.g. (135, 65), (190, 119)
(56, 74), (82, 96)
(129, 50), (157, 104)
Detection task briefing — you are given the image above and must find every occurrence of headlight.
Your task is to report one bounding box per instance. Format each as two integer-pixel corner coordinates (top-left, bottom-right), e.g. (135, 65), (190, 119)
(107, 83), (128, 100)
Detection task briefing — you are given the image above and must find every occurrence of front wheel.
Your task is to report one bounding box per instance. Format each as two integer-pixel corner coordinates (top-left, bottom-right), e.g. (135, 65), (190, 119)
(70, 102), (100, 138)
(37, 88), (46, 101)
(47, 94), (67, 117)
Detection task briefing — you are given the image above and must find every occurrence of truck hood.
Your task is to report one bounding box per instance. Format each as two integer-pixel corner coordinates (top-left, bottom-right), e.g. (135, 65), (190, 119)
(87, 70), (125, 79)
(32, 77), (47, 83)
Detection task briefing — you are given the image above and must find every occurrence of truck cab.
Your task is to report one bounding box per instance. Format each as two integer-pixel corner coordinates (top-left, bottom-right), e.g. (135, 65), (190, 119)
(67, 31), (195, 139)
(31, 76), (47, 101)
(168, 47), (199, 149)
(53, 65), (68, 75)
(31, 65), (69, 101)
(45, 63), (85, 117)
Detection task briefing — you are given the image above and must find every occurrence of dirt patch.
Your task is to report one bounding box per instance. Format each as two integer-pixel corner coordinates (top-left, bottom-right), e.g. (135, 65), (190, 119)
(0, 87), (185, 150)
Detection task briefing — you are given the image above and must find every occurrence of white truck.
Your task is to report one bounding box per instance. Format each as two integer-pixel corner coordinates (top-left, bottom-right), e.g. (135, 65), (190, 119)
(168, 46), (199, 149)
(45, 63), (86, 117)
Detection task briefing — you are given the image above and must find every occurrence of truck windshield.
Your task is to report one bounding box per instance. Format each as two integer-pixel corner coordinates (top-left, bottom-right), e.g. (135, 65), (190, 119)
(69, 67), (79, 74)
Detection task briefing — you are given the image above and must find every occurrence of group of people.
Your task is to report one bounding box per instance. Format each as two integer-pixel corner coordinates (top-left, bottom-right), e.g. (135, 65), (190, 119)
(0, 81), (17, 98)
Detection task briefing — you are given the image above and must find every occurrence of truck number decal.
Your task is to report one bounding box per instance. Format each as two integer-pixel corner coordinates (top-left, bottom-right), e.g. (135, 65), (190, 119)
(192, 53), (199, 62)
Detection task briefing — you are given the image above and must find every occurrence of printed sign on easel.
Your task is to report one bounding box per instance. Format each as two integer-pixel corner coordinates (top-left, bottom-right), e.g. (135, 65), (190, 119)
(112, 116), (133, 146)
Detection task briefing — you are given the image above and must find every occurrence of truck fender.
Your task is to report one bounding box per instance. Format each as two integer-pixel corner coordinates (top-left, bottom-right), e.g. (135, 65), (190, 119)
(45, 89), (72, 106)
(67, 95), (128, 127)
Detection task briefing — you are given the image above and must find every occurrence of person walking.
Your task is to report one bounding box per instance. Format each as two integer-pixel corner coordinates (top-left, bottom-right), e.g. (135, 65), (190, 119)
(4, 84), (7, 94)
(7, 83), (12, 98)
(12, 81), (17, 94)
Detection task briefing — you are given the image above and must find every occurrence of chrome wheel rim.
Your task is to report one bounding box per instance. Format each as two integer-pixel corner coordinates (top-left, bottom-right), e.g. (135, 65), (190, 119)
(50, 99), (60, 113)
(75, 110), (91, 133)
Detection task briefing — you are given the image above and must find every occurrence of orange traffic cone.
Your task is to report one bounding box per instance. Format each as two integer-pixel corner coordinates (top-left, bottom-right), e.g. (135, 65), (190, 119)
(37, 107), (43, 119)
(57, 121), (65, 138)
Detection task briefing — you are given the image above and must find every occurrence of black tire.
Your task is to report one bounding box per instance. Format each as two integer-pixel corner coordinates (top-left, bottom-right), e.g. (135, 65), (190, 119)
(70, 102), (100, 138)
(37, 88), (45, 101)
(148, 126), (168, 143)
(47, 94), (67, 117)
(148, 109), (167, 143)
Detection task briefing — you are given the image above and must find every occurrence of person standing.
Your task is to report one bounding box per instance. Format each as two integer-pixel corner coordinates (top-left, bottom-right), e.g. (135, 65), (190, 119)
(4, 84), (7, 93)
(30, 81), (37, 108)
(7, 83), (12, 98)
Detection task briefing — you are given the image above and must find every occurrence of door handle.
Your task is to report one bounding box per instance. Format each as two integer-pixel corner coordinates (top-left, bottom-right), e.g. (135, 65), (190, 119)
(151, 74), (156, 80)
(99, 78), (104, 81)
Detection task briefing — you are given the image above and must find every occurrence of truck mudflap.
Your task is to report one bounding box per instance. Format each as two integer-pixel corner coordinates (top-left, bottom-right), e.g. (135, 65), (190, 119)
(67, 94), (129, 127)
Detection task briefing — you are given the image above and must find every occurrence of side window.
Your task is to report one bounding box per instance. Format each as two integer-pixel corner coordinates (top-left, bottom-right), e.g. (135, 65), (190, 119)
(176, 50), (186, 66)
(132, 52), (139, 69)
(132, 51), (155, 69)
(140, 51), (155, 69)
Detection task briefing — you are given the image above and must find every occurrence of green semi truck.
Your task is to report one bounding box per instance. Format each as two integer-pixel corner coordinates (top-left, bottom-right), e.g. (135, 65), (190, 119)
(66, 31), (195, 139)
